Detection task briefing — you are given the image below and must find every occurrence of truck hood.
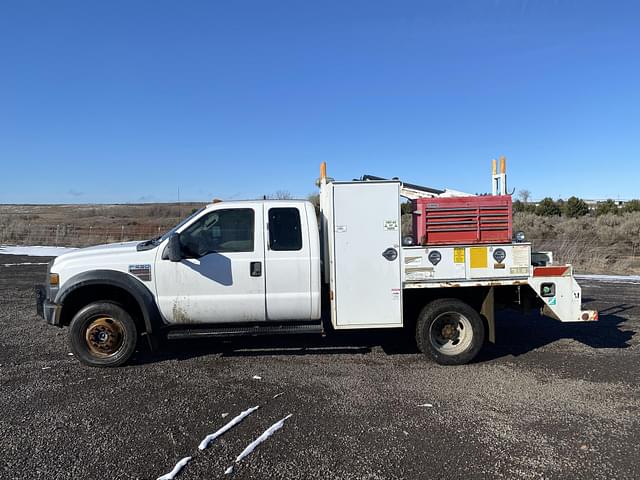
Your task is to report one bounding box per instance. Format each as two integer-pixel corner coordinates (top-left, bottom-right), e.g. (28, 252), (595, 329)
(59, 241), (140, 258)
(52, 241), (150, 269)
(50, 240), (161, 290)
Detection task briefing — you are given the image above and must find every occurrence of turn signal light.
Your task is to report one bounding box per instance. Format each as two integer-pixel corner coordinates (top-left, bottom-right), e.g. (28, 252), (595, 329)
(49, 273), (59, 286)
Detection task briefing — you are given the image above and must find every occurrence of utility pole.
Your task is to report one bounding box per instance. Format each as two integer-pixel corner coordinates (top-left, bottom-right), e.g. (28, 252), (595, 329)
(177, 186), (181, 219)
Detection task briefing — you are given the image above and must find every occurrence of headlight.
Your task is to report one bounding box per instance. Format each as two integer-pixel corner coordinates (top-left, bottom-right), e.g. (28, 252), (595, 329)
(515, 231), (526, 243)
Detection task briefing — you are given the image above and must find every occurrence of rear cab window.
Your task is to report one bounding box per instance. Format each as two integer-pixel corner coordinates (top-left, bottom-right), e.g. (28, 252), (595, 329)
(268, 207), (302, 251)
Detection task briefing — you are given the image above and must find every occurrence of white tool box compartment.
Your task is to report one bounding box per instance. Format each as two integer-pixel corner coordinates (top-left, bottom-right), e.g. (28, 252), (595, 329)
(403, 244), (532, 283)
(329, 181), (403, 329)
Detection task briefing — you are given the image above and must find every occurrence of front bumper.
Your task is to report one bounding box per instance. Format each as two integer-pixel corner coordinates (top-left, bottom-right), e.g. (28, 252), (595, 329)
(35, 285), (62, 327)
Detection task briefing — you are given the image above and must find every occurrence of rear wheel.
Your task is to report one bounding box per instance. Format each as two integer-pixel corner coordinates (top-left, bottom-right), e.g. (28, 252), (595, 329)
(68, 301), (138, 367)
(416, 298), (485, 365)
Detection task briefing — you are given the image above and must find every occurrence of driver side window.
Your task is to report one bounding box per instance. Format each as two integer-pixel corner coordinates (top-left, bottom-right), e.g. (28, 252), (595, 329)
(180, 208), (254, 257)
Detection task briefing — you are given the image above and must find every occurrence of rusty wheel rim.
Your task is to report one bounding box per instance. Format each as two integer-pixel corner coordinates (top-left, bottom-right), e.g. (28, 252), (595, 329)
(429, 312), (473, 356)
(85, 316), (125, 357)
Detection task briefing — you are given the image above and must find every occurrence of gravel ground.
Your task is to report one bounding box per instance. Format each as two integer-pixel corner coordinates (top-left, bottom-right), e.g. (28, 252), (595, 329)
(0, 254), (638, 480)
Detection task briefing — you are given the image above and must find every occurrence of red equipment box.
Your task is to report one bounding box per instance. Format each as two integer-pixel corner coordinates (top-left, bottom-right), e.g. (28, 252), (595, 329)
(412, 195), (512, 246)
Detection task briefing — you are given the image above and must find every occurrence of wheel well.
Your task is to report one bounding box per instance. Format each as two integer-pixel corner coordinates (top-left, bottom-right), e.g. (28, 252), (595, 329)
(59, 284), (145, 329)
(403, 287), (490, 328)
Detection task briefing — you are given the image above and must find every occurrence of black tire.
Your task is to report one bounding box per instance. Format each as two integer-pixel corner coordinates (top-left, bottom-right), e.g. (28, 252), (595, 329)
(415, 298), (485, 366)
(68, 301), (138, 367)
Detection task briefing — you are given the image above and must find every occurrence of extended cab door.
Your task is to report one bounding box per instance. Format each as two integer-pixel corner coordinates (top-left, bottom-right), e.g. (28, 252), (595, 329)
(264, 203), (312, 321)
(154, 205), (266, 324)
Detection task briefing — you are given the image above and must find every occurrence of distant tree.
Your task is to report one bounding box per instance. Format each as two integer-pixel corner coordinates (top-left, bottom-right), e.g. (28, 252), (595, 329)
(623, 199), (640, 213)
(275, 190), (292, 200)
(512, 199), (536, 214)
(556, 198), (566, 214)
(512, 199), (525, 213)
(400, 201), (414, 215)
(565, 196), (589, 218)
(596, 199), (619, 216)
(536, 197), (562, 216)
(263, 190), (293, 200)
(517, 189), (531, 203)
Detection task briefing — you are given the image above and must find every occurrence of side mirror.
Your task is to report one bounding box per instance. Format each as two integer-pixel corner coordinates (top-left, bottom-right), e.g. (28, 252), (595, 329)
(166, 233), (182, 262)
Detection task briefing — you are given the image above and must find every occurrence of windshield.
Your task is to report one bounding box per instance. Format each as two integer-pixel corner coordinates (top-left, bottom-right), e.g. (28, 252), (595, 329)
(158, 207), (206, 243)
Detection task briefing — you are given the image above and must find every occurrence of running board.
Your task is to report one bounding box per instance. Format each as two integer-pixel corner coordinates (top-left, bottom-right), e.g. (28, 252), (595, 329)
(165, 322), (324, 340)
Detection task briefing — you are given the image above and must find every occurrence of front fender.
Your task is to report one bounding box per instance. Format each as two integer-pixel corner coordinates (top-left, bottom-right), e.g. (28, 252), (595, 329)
(55, 270), (164, 338)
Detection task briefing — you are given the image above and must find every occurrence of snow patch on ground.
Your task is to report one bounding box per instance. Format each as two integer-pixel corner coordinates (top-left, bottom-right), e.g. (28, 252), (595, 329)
(0, 245), (77, 257)
(2, 262), (49, 266)
(225, 414), (293, 474)
(198, 406), (260, 450)
(575, 274), (640, 285)
(156, 456), (191, 480)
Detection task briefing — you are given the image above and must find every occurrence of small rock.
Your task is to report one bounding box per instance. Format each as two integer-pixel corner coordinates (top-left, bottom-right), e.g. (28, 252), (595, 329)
(252, 375), (262, 380)
(221, 413), (229, 418)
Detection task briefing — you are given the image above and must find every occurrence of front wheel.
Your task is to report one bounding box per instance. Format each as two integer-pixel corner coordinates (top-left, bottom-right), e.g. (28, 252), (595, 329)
(68, 301), (138, 367)
(416, 299), (485, 365)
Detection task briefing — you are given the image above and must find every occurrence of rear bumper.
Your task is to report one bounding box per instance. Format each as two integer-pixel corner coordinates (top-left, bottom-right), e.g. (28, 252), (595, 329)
(529, 269), (599, 322)
(35, 285), (62, 327)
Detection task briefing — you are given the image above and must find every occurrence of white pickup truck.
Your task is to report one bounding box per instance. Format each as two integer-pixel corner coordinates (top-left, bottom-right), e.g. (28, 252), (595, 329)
(36, 164), (597, 367)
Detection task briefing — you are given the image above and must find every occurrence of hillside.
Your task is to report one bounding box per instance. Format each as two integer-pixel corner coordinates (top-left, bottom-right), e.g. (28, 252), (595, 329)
(0, 203), (204, 247)
(2, 203), (639, 275)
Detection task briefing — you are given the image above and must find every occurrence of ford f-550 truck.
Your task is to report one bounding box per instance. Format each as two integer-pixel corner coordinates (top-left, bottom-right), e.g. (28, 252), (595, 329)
(36, 162), (597, 367)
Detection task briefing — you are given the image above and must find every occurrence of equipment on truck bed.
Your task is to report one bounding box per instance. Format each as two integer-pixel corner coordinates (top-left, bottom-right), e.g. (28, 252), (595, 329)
(412, 195), (513, 246)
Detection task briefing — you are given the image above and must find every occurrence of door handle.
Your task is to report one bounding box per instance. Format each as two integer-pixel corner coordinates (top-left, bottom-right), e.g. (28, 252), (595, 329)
(250, 261), (262, 277)
(382, 247), (398, 261)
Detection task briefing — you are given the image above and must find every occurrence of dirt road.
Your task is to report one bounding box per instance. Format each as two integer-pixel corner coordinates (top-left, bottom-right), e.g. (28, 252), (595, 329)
(0, 254), (638, 479)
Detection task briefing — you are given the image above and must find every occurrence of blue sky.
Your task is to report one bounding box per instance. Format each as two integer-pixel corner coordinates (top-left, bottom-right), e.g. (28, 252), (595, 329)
(0, 1), (638, 204)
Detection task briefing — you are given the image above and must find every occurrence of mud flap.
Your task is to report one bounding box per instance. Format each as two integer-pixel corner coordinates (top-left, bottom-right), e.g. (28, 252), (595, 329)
(480, 287), (495, 343)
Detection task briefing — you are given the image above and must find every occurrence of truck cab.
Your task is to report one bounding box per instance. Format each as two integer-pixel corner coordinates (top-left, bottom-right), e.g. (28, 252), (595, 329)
(153, 200), (321, 325)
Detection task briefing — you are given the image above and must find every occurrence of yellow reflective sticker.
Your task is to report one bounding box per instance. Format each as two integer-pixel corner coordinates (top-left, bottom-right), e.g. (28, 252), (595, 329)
(454, 248), (465, 263)
(470, 247), (488, 269)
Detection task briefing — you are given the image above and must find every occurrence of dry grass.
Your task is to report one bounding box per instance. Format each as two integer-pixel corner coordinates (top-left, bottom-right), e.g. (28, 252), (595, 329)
(0, 203), (204, 247)
(514, 212), (640, 275)
(402, 211), (640, 274)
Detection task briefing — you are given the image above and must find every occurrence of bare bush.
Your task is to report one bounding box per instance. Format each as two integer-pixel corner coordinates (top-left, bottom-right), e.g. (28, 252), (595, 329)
(515, 212), (640, 274)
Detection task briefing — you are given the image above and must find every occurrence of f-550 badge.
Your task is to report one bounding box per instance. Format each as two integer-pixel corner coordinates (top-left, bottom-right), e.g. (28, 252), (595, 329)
(129, 264), (151, 282)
